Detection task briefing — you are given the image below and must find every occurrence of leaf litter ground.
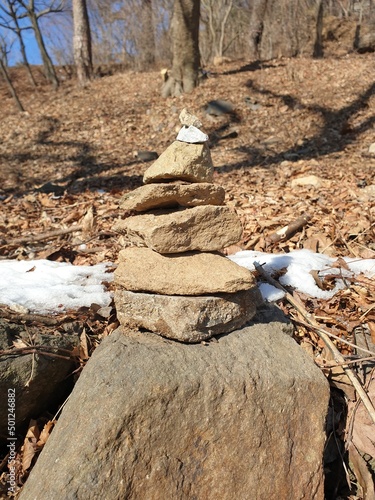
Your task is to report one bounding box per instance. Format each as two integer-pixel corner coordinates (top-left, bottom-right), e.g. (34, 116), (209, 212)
(0, 53), (374, 497)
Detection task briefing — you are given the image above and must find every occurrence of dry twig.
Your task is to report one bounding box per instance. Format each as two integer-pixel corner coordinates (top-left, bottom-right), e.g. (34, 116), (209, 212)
(0, 305), (73, 325)
(3, 225), (83, 246)
(266, 213), (311, 244)
(294, 318), (375, 356)
(0, 344), (75, 360)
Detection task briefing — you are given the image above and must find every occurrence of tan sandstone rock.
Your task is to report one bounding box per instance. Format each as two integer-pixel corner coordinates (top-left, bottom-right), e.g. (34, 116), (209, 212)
(119, 183), (225, 212)
(113, 205), (243, 253)
(115, 288), (262, 342)
(143, 141), (213, 184)
(114, 247), (257, 295)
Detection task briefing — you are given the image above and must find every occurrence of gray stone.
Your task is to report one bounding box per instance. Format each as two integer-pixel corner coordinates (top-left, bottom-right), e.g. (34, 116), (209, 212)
(0, 320), (78, 443)
(206, 99), (234, 116)
(357, 184), (375, 201)
(114, 247), (257, 295)
(113, 205), (243, 253)
(119, 182), (225, 212)
(20, 318), (329, 500)
(135, 151), (159, 162)
(143, 141), (213, 184)
(291, 175), (329, 189)
(114, 288), (262, 342)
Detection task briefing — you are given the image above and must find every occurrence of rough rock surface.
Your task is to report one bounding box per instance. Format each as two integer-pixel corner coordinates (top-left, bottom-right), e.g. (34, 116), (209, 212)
(115, 247), (257, 295)
(114, 288), (262, 342)
(179, 108), (203, 128)
(20, 316), (329, 500)
(119, 182), (225, 212)
(143, 141), (213, 184)
(0, 321), (78, 442)
(113, 205), (243, 253)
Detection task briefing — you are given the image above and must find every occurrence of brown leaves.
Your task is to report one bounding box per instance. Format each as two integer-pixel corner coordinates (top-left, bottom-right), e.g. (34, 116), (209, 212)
(22, 419), (56, 472)
(80, 206), (95, 239)
(348, 442), (375, 500)
(346, 375), (375, 499)
(369, 322), (375, 344)
(347, 375), (375, 458)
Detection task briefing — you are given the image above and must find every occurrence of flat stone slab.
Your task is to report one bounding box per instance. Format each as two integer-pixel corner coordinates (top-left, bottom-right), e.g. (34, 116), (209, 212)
(114, 288), (262, 342)
(143, 141), (213, 184)
(114, 247), (257, 295)
(19, 318), (329, 500)
(119, 183), (225, 212)
(113, 205), (243, 253)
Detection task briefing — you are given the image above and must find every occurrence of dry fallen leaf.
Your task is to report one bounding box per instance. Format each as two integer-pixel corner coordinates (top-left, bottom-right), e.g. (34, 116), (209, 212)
(22, 419), (40, 471)
(347, 375), (375, 458)
(348, 442), (375, 500)
(12, 338), (28, 349)
(37, 420), (56, 447)
(79, 328), (89, 361)
(81, 206), (95, 239)
(369, 322), (375, 345)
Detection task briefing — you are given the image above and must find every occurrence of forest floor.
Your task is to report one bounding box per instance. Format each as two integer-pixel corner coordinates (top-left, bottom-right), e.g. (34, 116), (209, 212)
(1, 53), (374, 262)
(0, 51), (374, 497)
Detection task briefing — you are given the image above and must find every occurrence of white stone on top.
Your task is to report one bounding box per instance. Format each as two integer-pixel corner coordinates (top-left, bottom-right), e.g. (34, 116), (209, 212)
(177, 125), (208, 144)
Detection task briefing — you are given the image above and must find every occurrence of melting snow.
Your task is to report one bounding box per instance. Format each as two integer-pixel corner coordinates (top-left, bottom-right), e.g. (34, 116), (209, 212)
(0, 249), (373, 314)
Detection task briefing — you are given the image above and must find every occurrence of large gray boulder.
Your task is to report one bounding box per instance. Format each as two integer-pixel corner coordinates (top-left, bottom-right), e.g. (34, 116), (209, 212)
(20, 310), (329, 500)
(0, 320), (79, 443)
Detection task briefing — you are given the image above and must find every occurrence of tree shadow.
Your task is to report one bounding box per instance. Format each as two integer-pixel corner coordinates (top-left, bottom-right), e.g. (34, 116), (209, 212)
(65, 169), (144, 194)
(0, 116), (146, 196)
(0, 147), (145, 196)
(215, 79), (375, 173)
(222, 60), (283, 75)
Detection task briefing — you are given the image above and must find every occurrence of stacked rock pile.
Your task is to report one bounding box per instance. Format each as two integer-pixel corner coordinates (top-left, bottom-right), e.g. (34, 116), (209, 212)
(113, 109), (262, 343)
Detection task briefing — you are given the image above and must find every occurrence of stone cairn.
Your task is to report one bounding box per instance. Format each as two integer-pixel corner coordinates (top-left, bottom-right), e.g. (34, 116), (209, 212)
(113, 109), (262, 343)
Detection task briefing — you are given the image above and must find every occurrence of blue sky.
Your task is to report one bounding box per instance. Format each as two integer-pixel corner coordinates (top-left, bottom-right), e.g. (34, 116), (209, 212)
(8, 32), (44, 66)
(1, 12), (43, 66)
(2, 7), (72, 67)
(21, 31), (42, 65)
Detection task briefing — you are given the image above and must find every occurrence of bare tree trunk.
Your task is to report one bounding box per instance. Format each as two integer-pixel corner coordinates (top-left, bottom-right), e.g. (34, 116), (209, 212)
(0, 58), (25, 112)
(162, 0), (200, 97)
(73, 0), (93, 86)
(202, 0), (233, 59)
(139, 0), (155, 68)
(313, 0), (324, 57)
(0, 0), (37, 86)
(218, 0), (233, 57)
(7, 0), (38, 87)
(29, 10), (59, 89)
(18, 29), (37, 87)
(249, 0), (268, 60)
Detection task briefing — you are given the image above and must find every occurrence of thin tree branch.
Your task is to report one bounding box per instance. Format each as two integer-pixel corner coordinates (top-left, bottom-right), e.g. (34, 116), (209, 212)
(3, 224), (83, 246)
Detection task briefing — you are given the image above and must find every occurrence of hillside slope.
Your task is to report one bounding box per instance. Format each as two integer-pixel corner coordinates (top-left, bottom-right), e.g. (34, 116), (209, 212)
(1, 53), (374, 263)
